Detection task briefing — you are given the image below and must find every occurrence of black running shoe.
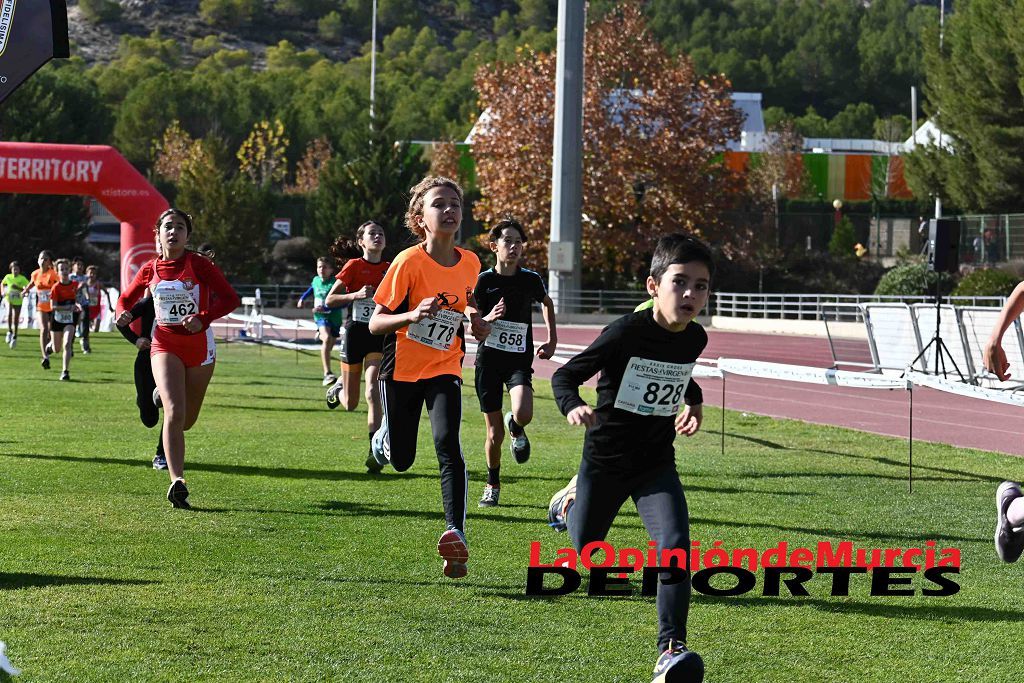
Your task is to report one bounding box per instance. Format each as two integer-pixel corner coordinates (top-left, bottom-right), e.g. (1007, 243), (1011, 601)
(365, 449), (384, 474)
(167, 479), (191, 509)
(152, 387), (162, 408)
(41, 357), (50, 370)
(652, 640), (704, 683)
(60, 371), (70, 381)
(506, 411), (530, 464)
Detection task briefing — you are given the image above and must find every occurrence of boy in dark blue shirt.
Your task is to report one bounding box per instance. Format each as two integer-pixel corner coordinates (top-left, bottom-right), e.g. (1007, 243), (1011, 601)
(548, 233), (711, 683)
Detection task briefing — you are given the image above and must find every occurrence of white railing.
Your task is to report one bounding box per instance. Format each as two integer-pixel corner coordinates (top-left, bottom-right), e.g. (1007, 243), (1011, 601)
(713, 292), (1006, 321)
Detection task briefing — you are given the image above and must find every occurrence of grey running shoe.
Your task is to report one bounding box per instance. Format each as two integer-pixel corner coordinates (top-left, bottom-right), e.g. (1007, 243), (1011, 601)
(322, 372), (337, 387)
(437, 527), (469, 579)
(370, 421), (390, 467)
(478, 484), (500, 507)
(153, 453), (168, 470)
(506, 411), (530, 464)
(995, 481), (1024, 562)
(547, 474), (577, 532)
(652, 640), (704, 683)
(167, 479), (191, 509)
(8, 336), (15, 349)
(153, 387), (162, 408)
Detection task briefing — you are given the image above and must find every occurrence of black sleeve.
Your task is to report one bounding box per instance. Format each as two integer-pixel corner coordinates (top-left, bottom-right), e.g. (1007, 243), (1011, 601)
(551, 324), (619, 416)
(685, 378), (703, 406)
(683, 326), (708, 405)
(119, 297), (155, 345)
(531, 272), (547, 302)
(473, 273), (494, 316)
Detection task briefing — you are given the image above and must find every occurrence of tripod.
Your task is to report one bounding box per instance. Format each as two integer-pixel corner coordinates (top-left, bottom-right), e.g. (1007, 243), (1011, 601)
(910, 273), (966, 382)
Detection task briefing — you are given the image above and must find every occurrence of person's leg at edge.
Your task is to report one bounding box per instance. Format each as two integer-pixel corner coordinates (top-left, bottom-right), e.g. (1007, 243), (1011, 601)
(60, 326), (74, 372)
(632, 467), (692, 655)
(39, 314), (51, 359)
(152, 353), (188, 481)
(341, 361), (363, 412)
(427, 375), (468, 532)
(566, 459), (631, 554)
(508, 383), (534, 430)
(320, 328), (336, 378)
(379, 378), (425, 472)
(363, 355), (383, 432)
(482, 410), (505, 479)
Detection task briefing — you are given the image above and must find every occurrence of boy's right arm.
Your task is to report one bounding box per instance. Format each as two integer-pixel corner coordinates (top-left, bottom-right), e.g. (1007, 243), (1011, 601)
(985, 280), (1024, 380)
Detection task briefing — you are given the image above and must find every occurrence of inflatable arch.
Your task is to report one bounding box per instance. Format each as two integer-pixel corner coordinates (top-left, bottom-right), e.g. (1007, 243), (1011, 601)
(0, 141), (169, 289)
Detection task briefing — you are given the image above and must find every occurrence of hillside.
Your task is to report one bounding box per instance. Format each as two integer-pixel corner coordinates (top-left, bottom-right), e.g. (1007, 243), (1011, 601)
(67, 0), (518, 68)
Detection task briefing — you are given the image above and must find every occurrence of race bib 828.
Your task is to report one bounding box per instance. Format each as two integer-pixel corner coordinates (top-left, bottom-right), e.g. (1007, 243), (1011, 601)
(613, 357), (694, 416)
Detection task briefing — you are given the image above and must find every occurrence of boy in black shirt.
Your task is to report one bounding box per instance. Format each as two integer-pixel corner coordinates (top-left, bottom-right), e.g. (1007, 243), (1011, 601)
(548, 233), (711, 683)
(473, 218), (558, 507)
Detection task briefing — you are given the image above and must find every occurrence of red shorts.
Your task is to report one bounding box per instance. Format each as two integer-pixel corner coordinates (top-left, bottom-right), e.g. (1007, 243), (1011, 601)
(88, 305), (101, 319)
(151, 326), (216, 368)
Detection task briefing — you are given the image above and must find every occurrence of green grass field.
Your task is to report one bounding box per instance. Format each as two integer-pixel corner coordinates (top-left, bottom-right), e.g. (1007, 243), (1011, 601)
(1, 330), (1022, 682)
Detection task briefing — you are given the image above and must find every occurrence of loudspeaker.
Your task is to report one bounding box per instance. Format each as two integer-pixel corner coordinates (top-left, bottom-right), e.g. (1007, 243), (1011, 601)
(927, 219), (960, 273)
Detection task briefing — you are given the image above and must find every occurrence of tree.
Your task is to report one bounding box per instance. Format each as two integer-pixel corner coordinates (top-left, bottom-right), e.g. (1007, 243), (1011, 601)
(176, 138), (273, 280)
(306, 102), (428, 258)
(472, 1), (744, 282)
(905, 0), (1024, 211)
(237, 120), (290, 188)
(285, 137), (333, 195)
(79, 0), (122, 23)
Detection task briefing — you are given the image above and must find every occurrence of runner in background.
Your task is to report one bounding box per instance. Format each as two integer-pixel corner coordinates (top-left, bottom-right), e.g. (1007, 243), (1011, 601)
(368, 177), (491, 578)
(2, 261), (29, 348)
(324, 222), (389, 472)
(297, 257), (343, 386)
(24, 251), (59, 369)
(472, 217), (557, 507)
(84, 265), (114, 334)
(48, 258), (83, 381)
(70, 258), (91, 353)
(118, 208), (240, 509)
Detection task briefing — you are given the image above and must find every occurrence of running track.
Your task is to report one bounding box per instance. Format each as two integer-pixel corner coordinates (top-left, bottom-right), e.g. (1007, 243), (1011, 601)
(475, 326), (1024, 458)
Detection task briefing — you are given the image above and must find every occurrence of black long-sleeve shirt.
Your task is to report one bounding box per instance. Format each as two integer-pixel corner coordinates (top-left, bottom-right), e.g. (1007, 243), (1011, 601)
(117, 297), (156, 346)
(551, 309), (706, 473)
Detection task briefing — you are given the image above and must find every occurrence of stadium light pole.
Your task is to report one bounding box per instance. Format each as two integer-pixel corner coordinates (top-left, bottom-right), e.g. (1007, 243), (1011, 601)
(369, 0), (377, 124)
(547, 0), (585, 314)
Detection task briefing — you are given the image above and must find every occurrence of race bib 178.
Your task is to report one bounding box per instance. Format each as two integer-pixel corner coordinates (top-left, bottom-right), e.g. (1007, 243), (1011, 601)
(407, 308), (463, 351)
(484, 319), (528, 353)
(613, 357), (695, 416)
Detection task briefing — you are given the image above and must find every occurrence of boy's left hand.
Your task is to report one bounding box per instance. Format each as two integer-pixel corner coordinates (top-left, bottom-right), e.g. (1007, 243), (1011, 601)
(536, 341), (556, 359)
(675, 403), (703, 436)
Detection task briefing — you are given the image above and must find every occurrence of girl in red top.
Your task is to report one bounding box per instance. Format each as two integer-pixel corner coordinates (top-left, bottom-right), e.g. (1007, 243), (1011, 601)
(48, 258), (83, 381)
(324, 221), (390, 471)
(368, 177), (492, 579)
(117, 209), (240, 509)
(23, 250), (59, 369)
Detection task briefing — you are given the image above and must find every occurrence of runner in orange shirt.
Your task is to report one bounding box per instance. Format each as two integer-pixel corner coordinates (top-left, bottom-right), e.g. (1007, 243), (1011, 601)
(23, 251), (59, 369)
(368, 177), (491, 579)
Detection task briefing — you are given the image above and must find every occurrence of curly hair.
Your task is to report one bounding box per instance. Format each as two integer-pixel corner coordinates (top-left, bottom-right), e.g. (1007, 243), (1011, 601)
(404, 176), (463, 240)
